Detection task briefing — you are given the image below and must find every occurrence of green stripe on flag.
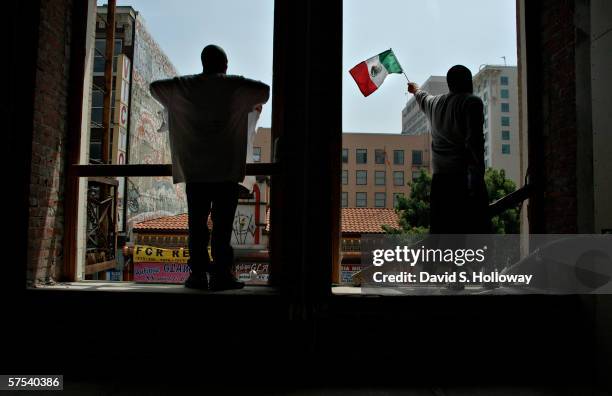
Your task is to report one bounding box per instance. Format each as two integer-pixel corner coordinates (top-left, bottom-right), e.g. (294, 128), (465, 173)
(379, 50), (403, 74)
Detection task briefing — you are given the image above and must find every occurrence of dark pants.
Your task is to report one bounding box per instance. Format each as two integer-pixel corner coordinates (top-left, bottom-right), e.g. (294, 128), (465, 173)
(429, 173), (491, 282)
(430, 172), (491, 234)
(185, 182), (239, 277)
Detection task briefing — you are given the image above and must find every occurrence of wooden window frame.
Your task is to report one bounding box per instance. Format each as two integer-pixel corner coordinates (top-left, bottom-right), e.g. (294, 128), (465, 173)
(32, 0), (542, 301)
(63, 2), (281, 284)
(63, 0), (344, 294)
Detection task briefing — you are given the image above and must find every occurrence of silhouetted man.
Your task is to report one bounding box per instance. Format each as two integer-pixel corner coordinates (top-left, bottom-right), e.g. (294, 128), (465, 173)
(407, 65), (490, 234)
(150, 45), (270, 290)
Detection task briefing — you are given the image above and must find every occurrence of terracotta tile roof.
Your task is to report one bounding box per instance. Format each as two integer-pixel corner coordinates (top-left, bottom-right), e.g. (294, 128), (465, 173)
(133, 213), (210, 233)
(134, 208), (399, 235)
(341, 208), (399, 234)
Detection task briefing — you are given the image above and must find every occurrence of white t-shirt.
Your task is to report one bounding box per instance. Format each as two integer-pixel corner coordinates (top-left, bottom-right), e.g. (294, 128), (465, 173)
(241, 108), (262, 192)
(150, 73), (270, 184)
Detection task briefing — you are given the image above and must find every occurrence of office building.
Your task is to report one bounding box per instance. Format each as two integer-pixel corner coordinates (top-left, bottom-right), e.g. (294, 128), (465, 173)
(473, 65), (520, 184)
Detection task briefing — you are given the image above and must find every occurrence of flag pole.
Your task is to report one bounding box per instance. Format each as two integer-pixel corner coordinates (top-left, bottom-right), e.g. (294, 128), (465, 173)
(390, 47), (411, 82)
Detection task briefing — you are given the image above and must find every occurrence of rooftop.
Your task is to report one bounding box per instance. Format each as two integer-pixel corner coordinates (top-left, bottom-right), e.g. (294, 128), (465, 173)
(134, 208), (400, 235)
(341, 208), (399, 234)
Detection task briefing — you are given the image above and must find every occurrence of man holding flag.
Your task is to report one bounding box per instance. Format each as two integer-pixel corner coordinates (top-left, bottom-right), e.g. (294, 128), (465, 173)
(407, 65), (490, 234)
(349, 53), (489, 234)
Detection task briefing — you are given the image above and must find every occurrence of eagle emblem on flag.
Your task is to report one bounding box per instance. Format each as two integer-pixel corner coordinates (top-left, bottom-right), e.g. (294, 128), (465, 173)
(370, 64), (382, 78)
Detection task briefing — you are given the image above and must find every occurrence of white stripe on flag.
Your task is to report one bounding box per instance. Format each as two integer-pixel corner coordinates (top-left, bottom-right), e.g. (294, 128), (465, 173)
(365, 55), (389, 88)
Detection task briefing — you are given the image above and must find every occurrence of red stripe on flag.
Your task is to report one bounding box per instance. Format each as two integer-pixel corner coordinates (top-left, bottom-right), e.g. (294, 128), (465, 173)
(349, 61), (378, 97)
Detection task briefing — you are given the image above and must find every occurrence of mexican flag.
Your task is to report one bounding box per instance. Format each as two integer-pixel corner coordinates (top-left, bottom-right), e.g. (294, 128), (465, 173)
(349, 49), (403, 97)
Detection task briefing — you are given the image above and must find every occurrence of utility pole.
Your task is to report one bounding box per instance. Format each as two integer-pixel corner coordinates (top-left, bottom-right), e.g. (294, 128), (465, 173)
(98, 0), (118, 278)
(101, 0), (116, 164)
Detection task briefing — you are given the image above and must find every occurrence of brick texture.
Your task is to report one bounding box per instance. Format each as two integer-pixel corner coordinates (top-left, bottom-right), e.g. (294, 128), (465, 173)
(27, 0), (74, 284)
(538, 0), (579, 233)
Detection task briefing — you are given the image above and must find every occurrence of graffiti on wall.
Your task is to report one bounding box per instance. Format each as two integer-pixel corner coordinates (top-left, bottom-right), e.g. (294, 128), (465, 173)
(126, 15), (186, 237)
(233, 210), (257, 245)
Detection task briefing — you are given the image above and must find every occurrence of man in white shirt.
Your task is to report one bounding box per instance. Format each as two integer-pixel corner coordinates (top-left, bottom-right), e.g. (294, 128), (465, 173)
(150, 45), (269, 290)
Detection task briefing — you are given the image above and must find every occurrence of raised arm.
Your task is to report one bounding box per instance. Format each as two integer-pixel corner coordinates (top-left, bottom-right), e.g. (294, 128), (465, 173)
(408, 82), (435, 120)
(149, 78), (175, 106)
(239, 77), (270, 108)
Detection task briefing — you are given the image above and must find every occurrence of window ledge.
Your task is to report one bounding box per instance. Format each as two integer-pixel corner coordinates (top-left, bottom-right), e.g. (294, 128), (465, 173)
(29, 282), (280, 296)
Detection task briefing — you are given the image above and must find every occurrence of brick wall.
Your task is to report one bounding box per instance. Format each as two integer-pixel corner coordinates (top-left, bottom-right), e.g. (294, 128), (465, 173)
(532, 0), (579, 233)
(27, 0), (74, 284)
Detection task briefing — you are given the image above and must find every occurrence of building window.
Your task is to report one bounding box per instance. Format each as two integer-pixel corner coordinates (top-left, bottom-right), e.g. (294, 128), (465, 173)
(502, 130), (510, 140)
(411, 150), (423, 165)
(500, 76), (509, 85)
(484, 117), (488, 129)
(375, 149), (385, 164)
(502, 144), (511, 154)
(501, 103), (510, 112)
(356, 192), (367, 208)
(375, 171), (385, 186)
(393, 193), (404, 207)
(341, 192), (348, 208)
(253, 147), (262, 162)
(483, 92), (488, 103)
(342, 169), (348, 185)
(94, 39), (123, 74)
(393, 171), (404, 186)
(91, 90), (104, 125)
(342, 148), (348, 163)
(501, 89), (509, 99)
(484, 145), (488, 156)
(485, 158), (489, 168)
(393, 150), (404, 165)
(356, 170), (367, 185)
(412, 170), (421, 181)
(89, 128), (102, 163)
(356, 149), (367, 164)
(501, 116), (510, 126)
(375, 192), (386, 208)
(484, 131), (489, 142)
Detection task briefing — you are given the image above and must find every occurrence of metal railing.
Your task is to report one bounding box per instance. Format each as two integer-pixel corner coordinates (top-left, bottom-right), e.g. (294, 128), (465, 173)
(488, 183), (534, 217)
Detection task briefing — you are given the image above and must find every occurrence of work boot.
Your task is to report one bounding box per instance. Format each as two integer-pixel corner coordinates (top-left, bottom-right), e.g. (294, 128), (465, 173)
(209, 272), (245, 291)
(184, 271), (208, 290)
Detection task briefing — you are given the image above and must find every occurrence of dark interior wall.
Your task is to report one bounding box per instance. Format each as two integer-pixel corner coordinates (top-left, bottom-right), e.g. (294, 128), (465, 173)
(273, 0), (342, 305)
(525, 0), (611, 390)
(26, 0), (75, 284)
(526, 0), (579, 233)
(9, 0), (40, 290)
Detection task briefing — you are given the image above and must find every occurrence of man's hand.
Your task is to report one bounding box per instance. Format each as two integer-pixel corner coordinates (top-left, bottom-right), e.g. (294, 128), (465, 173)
(407, 82), (420, 94)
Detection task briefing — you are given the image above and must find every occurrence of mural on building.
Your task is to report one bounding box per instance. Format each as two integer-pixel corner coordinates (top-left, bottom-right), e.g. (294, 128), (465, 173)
(233, 209), (257, 245)
(126, 15), (186, 237)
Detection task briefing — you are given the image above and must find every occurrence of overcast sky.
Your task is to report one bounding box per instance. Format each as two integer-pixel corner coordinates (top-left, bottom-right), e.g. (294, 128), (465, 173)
(109, 0), (517, 133)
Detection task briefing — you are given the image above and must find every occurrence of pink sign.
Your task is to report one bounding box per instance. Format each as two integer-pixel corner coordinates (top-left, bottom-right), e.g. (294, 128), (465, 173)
(134, 262), (190, 284)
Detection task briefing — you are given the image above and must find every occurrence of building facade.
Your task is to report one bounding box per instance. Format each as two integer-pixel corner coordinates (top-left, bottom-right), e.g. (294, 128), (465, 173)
(252, 129), (431, 210)
(80, 6), (187, 280)
(89, 6), (187, 238)
(341, 133), (431, 209)
(473, 65), (520, 184)
(401, 76), (448, 135)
